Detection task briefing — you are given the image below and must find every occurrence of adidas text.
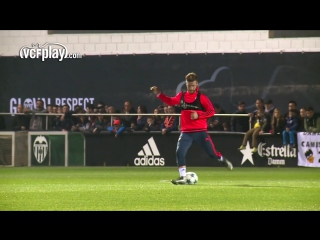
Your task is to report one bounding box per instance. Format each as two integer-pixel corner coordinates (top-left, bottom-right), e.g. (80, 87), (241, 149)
(134, 156), (165, 166)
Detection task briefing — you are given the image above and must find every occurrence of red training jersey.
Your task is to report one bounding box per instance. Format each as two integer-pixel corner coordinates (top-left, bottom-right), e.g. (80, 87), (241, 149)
(157, 86), (215, 132)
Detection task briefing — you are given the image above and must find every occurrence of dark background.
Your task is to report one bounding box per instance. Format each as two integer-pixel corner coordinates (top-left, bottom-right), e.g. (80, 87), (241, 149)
(1, 52), (320, 127)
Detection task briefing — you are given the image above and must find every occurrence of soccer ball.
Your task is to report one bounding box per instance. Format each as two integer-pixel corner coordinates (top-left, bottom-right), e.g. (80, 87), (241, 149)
(185, 172), (198, 185)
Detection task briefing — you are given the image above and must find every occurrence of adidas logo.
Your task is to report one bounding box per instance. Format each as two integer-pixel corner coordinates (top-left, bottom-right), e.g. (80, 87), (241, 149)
(134, 137), (165, 166)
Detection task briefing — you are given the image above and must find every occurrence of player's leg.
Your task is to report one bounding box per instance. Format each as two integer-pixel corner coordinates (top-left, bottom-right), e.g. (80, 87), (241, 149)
(193, 131), (233, 170)
(171, 132), (193, 185)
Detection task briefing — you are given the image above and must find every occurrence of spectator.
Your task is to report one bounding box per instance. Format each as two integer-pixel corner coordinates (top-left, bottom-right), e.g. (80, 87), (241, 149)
(122, 100), (137, 129)
(106, 105), (117, 127)
(153, 108), (163, 126)
(222, 121), (230, 131)
(93, 109), (109, 133)
(230, 101), (249, 133)
(50, 105), (60, 130)
(160, 105), (179, 135)
(107, 119), (126, 138)
(298, 107), (307, 132)
(158, 105), (164, 113)
(57, 106), (63, 114)
(269, 108), (286, 135)
(55, 104), (75, 131)
(304, 107), (320, 133)
(96, 101), (105, 110)
(248, 98), (265, 130)
(207, 103), (229, 131)
(131, 105), (148, 131)
(284, 100), (300, 118)
(11, 104), (30, 131)
(161, 104), (169, 123)
(72, 115), (89, 132)
(52, 105), (58, 114)
(282, 109), (299, 149)
(86, 104), (95, 121)
(47, 104), (57, 130)
(284, 100), (301, 131)
(74, 105), (84, 113)
(238, 108), (269, 153)
(26, 99), (48, 130)
(264, 99), (275, 132)
(264, 99), (275, 117)
(47, 104), (53, 114)
(87, 114), (98, 133)
(144, 116), (161, 132)
(67, 105), (85, 130)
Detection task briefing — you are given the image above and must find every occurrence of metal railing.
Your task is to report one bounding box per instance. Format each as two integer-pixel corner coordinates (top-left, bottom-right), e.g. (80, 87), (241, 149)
(0, 112), (251, 131)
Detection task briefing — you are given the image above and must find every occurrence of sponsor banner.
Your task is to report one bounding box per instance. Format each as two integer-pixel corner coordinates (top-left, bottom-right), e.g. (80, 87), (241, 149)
(297, 132), (320, 167)
(10, 97), (95, 113)
(135, 136), (165, 166)
(83, 132), (298, 167)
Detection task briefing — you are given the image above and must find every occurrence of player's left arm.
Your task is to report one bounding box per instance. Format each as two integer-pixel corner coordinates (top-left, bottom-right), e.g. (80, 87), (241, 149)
(197, 94), (215, 119)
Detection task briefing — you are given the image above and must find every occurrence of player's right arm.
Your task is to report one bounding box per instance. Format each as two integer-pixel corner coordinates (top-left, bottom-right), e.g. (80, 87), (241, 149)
(150, 86), (181, 106)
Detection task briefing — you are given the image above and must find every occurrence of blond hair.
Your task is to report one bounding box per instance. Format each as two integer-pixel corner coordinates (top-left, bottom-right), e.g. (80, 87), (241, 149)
(271, 108), (282, 128)
(185, 72), (198, 82)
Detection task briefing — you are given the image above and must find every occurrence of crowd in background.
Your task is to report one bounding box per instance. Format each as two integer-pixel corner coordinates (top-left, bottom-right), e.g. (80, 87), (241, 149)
(0, 98), (319, 148)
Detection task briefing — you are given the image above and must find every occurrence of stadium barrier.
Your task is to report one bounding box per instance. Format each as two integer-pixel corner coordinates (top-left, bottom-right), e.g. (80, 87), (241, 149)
(1, 112), (318, 168)
(0, 131), (85, 167)
(83, 131), (298, 167)
(1, 130), (318, 168)
(0, 112), (248, 167)
(0, 132), (15, 166)
(28, 131), (85, 167)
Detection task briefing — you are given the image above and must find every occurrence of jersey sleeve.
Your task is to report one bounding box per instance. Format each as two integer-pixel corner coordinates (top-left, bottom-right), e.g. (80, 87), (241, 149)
(157, 92), (182, 106)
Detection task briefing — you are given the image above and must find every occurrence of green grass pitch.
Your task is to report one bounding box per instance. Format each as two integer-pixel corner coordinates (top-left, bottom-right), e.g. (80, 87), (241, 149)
(0, 166), (319, 211)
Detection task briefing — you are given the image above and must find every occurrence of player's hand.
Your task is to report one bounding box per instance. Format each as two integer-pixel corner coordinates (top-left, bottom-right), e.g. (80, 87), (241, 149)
(191, 110), (198, 120)
(150, 86), (161, 95)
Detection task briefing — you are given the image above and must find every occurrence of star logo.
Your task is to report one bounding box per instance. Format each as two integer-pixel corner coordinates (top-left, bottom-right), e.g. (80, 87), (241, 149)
(240, 141), (254, 165)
